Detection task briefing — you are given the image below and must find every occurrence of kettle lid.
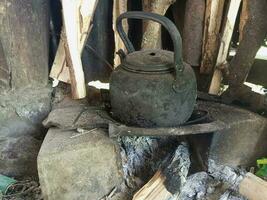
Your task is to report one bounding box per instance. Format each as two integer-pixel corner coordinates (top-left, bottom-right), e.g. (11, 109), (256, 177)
(122, 49), (174, 73)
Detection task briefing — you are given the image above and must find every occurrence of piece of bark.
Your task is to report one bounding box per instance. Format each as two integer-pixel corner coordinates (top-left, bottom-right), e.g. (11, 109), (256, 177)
(113, 0), (128, 67)
(209, 0), (241, 95)
(227, 0), (267, 90)
(182, 0), (205, 66)
(0, 0), (49, 89)
(141, 0), (176, 49)
(200, 0), (225, 74)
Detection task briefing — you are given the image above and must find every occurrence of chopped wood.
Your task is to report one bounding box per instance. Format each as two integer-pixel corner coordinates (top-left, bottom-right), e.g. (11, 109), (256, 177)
(62, 0), (86, 99)
(209, 0), (241, 95)
(113, 0), (128, 67)
(182, 0), (205, 66)
(133, 144), (190, 200)
(200, 0), (225, 74)
(132, 171), (172, 200)
(141, 0), (176, 49)
(239, 172), (267, 200)
(50, 0), (98, 85)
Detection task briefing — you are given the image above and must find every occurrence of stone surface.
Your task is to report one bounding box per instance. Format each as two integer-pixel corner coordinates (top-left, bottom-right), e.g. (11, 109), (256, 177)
(0, 87), (51, 178)
(38, 128), (123, 200)
(192, 101), (267, 167)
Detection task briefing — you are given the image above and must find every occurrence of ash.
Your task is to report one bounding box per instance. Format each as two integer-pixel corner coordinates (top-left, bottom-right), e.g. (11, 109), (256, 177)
(118, 136), (179, 189)
(111, 136), (248, 200)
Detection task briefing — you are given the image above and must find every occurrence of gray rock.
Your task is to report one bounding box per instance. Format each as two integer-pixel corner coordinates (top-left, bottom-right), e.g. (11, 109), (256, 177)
(0, 87), (51, 178)
(38, 128), (123, 200)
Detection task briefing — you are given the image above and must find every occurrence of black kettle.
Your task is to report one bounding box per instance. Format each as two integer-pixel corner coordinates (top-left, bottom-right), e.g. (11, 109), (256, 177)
(109, 11), (197, 127)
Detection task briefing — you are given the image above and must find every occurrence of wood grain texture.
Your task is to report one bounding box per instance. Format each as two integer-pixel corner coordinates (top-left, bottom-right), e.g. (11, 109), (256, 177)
(132, 171), (172, 200)
(113, 0), (128, 67)
(209, 0), (241, 95)
(200, 0), (225, 74)
(50, 0), (98, 85)
(182, 0), (205, 66)
(0, 0), (49, 89)
(239, 172), (267, 200)
(141, 0), (176, 49)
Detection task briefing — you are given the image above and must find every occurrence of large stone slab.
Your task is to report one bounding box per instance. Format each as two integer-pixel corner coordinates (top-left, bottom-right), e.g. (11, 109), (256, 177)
(192, 101), (267, 167)
(38, 128), (123, 200)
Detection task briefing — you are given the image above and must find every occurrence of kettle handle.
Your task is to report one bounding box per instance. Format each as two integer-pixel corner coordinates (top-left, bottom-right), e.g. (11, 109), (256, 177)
(116, 11), (184, 74)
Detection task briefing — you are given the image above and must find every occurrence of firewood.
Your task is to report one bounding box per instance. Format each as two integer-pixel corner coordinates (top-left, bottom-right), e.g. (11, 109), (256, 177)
(50, 0), (98, 86)
(141, 0), (176, 49)
(182, 0), (205, 66)
(113, 0), (128, 67)
(226, 0), (267, 91)
(209, 0), (241, 95)
(132, 144), (190, 200)
(62, 1), (87, 99)
(200, 0), (225, 74)
(239, 172), (267, 200)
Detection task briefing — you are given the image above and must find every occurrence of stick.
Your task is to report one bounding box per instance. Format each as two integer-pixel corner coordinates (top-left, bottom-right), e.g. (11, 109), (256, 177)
(208, 0), (241, 95)
(109, 120), (228, 137)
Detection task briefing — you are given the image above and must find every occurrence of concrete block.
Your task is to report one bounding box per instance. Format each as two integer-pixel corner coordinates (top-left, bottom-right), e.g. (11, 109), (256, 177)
(38, 128), (123, 200)
(193, 101), (267, 167)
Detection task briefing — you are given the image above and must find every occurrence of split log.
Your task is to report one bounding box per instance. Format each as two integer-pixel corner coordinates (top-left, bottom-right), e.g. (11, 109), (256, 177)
(182, 0), (205, 66)
(132, 171), (172, 200)
(200, 0), (225, 74)
(209, 0), (241, 95)
(239, 172), (267, 200)
(62, 1), (86, 99)
(141, 0), (176, 49)
(0, 0), (49, 89)
(133, 144), (190, 200)
(113, 0), (128, 67)
(50, 0), (98, 85)
(226, 0), (267, 91)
